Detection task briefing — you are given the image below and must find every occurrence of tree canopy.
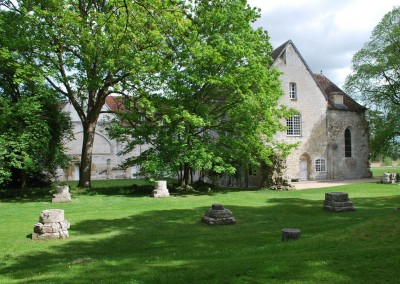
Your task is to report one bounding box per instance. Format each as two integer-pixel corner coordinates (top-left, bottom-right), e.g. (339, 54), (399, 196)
(0, 10), (71, 188)
(344, 6), (400, 160)
(109, 0), (290, 186)
(0, 0), (188, 187)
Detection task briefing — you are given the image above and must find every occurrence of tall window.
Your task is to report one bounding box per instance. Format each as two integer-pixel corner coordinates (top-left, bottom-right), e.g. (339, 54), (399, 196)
(315, 159), (326, 172)
(289, 82), (297, 99)
(345, 128), (352, 157)
(287, 113), (301, 136)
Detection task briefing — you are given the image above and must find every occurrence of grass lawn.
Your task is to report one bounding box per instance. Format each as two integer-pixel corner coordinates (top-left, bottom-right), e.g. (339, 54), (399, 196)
(370, 166), (400, 177)
(1, 180), (400, 283)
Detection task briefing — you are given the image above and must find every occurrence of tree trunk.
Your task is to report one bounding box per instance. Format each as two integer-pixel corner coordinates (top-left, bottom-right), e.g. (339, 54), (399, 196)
(183, 162), (190, 186)
(78, 121), (96, 188)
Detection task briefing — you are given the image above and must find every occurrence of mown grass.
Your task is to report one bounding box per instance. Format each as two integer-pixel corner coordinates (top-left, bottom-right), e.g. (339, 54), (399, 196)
(0, 180), (399, 283)
(370, 166), (400, 177)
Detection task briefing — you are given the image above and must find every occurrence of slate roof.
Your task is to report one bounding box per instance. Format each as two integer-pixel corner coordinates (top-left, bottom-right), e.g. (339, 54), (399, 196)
(313, 73), (366, 112)
(271, 40), (366, 112)
(271, 40), (290, 62)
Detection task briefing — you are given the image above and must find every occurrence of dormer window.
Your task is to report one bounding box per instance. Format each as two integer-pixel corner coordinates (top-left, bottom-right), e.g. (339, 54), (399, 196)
(331, 92), (345, 108)
(289, 82), (297, 100)
(280, 50), (286, 63)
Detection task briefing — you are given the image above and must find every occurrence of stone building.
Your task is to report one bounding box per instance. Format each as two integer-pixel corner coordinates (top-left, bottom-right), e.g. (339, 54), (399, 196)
(58, 40), (370, 184)
(271, 40), (370, 181)
(60, 97), (141, 181)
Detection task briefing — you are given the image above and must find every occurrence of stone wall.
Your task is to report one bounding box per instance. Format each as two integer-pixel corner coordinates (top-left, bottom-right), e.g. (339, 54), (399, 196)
(58, 103), (144, 181)
(327, 110), (370, 179)
(273, 44), (329, 181)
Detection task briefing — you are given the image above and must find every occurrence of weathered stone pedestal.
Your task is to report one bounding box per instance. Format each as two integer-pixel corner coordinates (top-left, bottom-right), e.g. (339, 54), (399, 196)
(381, 173), (399, 184)
(152, 180), (170, 198)
(281, 228), (301, 241)
(32, 209), (70, 240)
(201, 204), (236, 225)
(52, 185), (72, 203)
(323, 192), (355, 212)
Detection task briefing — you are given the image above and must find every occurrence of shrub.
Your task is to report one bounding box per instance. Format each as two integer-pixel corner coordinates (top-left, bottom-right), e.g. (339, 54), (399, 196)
(383, 157), (393, 166)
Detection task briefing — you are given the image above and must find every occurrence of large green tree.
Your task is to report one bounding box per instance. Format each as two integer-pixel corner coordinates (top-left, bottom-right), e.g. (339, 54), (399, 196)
(110, 0), (290, 186)
(344, 6), (400, 160)
(0, 10), (71, 188)
(0, 0), (186, 187)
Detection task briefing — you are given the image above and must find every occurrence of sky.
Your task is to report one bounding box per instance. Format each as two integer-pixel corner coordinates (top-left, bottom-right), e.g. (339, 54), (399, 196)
(247, 0), (399, 88)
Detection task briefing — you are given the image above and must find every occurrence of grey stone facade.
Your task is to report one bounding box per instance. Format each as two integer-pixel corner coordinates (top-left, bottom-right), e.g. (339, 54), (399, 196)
(271, 41), (370, 182)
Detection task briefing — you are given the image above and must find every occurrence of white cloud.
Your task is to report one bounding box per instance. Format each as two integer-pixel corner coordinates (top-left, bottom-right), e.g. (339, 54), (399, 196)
(248, 0), (399, 88)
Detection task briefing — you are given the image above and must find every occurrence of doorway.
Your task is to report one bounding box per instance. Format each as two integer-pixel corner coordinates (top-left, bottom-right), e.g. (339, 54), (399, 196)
(299, 153), (310, 181)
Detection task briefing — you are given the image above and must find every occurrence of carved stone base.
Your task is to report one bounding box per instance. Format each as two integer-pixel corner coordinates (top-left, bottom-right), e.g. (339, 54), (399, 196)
(52, 185), (72, 203)
(381, 173), (399, 184)
(32, 209), (70, 240)
(323, 192), (355, 212)
(201, 204), (236, 225)
(152, 180), (170, 198)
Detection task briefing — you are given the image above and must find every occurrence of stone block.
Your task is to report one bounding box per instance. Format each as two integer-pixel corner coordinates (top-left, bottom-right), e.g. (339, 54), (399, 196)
(33, 209), (70, 240)
(201, 204), (236, 225)
(282, 228), (301, 241)
(323, 192), (355, 212)
(39, 209), (65, 224)
(152, 180), (170, 198)
(52, 185), (72, 203)
(381, 173), (398, 184)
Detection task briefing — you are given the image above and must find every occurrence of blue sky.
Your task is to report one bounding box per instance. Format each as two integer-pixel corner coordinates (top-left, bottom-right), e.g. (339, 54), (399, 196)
(248, 0), (398, 88)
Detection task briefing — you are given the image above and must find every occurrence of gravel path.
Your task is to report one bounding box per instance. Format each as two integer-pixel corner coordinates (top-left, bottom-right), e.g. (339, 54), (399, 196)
(291, 178), (379, 190)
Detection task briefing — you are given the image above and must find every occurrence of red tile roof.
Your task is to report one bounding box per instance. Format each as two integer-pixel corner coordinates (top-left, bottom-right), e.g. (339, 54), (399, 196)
(314, 73), (366, 112)
(105, 96), (124, 112)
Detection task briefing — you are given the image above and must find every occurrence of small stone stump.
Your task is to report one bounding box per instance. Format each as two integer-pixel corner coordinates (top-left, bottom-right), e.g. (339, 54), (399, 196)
(323, 192), (355, 212)
(52, 185), (72, 203)
(201, 204), (236, 225)
(281, 228), (301, 241)
(152, 180), (170, 198)
(32, 209), (70, 240)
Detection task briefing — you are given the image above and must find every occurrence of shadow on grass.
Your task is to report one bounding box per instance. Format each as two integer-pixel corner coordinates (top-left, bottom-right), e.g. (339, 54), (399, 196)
(2, 195), (400, 283)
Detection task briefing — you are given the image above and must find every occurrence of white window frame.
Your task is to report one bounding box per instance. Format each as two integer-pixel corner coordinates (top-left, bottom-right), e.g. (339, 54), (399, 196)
(289, 82), (297, 100)
(286, 114), (301, 136)
(315, 159), (326, 172)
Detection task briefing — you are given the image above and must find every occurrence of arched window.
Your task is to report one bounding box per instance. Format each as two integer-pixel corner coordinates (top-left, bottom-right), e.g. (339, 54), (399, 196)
(315, 159), (326, 172)
(287, 113), (301, 136)
(345, 128), (352, 157)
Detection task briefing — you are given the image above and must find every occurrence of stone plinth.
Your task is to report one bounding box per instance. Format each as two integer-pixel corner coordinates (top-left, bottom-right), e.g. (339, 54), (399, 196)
(152, 180), (170, 198)
(281, 228), (301, 241)
(201, 204), (236, 225)
(323, 192), (355, 212)
(32, 209), (70, 240)
(52, 185), (72, 203)
(381, 173), (399, 184)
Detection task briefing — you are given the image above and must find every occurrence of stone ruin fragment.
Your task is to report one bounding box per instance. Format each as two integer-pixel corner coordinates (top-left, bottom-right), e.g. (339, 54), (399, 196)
(32, 209), (70, 240)
(52, 185), (72, 203)
(323, 192), (355, 212)
(281, 228), (301, 241)
(152, 180), (170, 198)
(201, 204), (236, 225)
(381, 172), (399, 184)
